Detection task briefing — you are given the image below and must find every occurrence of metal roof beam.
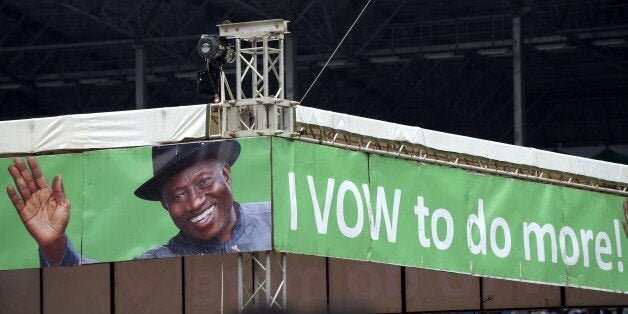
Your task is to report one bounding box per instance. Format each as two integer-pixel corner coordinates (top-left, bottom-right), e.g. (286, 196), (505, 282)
(468, 74), (512, 120)
(529, 11), (627, 72)
(356, 0), (408, 55)
(1, 72), (79, 114)
(526, 90), (577, 141)
(59, 2), (134, 37)
(531, 50), (607, 99)
(121, 0), (150, 28)
(0, 15), (26, 46)
(319, 68), (408, 119)
(293, 0), (318, 24)
(320, 0), (336, 42)
(94, 0), (116, 16)
(498, 0), (627, 72)
(0, 5), (67, 73)
(498, 91), (549, 140)
(144, 1), (177, 36)
(451, 61), (497, 114)
(60, 1), (199, 66)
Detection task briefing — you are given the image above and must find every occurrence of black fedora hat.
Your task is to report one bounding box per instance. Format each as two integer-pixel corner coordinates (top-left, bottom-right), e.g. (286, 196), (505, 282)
(134, 140), (240, 201)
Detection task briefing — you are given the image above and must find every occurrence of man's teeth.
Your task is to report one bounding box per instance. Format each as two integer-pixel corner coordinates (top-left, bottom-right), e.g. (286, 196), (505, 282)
(190, 206), (215, 223)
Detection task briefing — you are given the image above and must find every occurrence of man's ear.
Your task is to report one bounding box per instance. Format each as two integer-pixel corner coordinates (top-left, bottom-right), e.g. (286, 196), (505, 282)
(160, 199), (170, 211)
(221, 163), (232, 186)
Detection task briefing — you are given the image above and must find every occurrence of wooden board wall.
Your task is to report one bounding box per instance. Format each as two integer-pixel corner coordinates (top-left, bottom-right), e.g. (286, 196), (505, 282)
(1, 255), (627, 313)
(0, 268), (40, 313)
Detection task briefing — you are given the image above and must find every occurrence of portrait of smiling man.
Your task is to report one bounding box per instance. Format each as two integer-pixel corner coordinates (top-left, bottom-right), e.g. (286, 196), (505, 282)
(5, 139), (272, 266)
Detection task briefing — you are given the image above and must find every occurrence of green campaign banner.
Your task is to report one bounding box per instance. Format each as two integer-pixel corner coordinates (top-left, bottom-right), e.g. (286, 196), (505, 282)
(272, 137), (628, 292)
(1, 137), (271, 269)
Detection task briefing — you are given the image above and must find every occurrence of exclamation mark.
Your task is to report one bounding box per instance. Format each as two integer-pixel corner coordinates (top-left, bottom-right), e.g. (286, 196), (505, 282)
(614, 219), (624, 272)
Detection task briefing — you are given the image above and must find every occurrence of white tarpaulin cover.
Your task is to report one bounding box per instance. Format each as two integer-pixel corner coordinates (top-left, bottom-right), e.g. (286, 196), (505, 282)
(0, 104), (626, 184)
(0, 105), (206, 154)
(296, 106), (628, 184)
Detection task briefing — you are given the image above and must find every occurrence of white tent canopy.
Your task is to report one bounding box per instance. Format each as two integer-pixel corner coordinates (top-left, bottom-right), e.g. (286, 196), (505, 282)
(1, 104), (626, 185)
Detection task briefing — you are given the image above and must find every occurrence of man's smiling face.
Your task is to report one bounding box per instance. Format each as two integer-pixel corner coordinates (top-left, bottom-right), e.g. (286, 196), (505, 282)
(159, 160), (236, 243)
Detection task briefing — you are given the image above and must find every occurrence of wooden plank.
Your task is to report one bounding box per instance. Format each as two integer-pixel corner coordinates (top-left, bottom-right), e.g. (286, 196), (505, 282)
(328, 259), (401, 313)
(482, 278), (560, 309)
(115, 258), (182, 314)
(286, 254), (327, 313)
(43, 263), (110, 314)
(184, 254), (249, 314)
(566, 287), (628, 306)
(0, 268), (40, 313)
(406, 268), (480, 312)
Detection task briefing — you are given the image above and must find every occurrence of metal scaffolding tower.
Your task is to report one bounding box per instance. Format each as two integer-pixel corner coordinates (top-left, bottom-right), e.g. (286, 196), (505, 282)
(212, 19), (297, 139)
(207, 19), (294, 312)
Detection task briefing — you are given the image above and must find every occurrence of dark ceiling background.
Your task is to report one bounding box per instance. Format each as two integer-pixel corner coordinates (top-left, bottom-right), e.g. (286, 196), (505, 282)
(1, 0), (627, 150)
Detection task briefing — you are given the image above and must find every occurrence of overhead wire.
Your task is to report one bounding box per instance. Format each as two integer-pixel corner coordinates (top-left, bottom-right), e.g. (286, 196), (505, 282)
(299, 0), (375, 105)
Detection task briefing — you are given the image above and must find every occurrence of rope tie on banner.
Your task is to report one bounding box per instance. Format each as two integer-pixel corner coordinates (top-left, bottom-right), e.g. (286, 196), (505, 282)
(299, 0), (374, 105)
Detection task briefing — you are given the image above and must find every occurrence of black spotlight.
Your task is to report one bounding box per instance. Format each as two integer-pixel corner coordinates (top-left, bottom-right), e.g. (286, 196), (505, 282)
(196, 34), (234, 101)
(196, 35), (234, 64)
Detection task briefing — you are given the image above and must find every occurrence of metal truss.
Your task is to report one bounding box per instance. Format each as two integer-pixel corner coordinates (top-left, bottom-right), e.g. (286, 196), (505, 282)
(498, 0), (627, 72)
(209, 21), (293, 311)
(217, 19), (297, 138)
(292, 123), (628, 197)
(1, 0), (627, 147)
(237, 252), (287, 312)
(206, 103), (223, 139)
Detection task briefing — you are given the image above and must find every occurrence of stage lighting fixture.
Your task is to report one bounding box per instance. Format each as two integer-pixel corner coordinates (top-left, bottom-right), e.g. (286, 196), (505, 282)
(196, 34), (234, 64)
(196, 34), (234, 101)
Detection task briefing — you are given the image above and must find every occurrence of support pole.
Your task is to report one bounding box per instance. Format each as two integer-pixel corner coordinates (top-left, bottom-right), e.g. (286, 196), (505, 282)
(281, 253), (287, 309)
(265, 252), (271, 307)
(134, 43), (146, 109)
(254, 252), (261, 309)
(284, 34), (295, 100)
(512, 13), (524, 145)
(237, 253), (243, 312)
(252, 40), (258, 98)
(235, 39), (242, 101)
(263, 36), (269, 98)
